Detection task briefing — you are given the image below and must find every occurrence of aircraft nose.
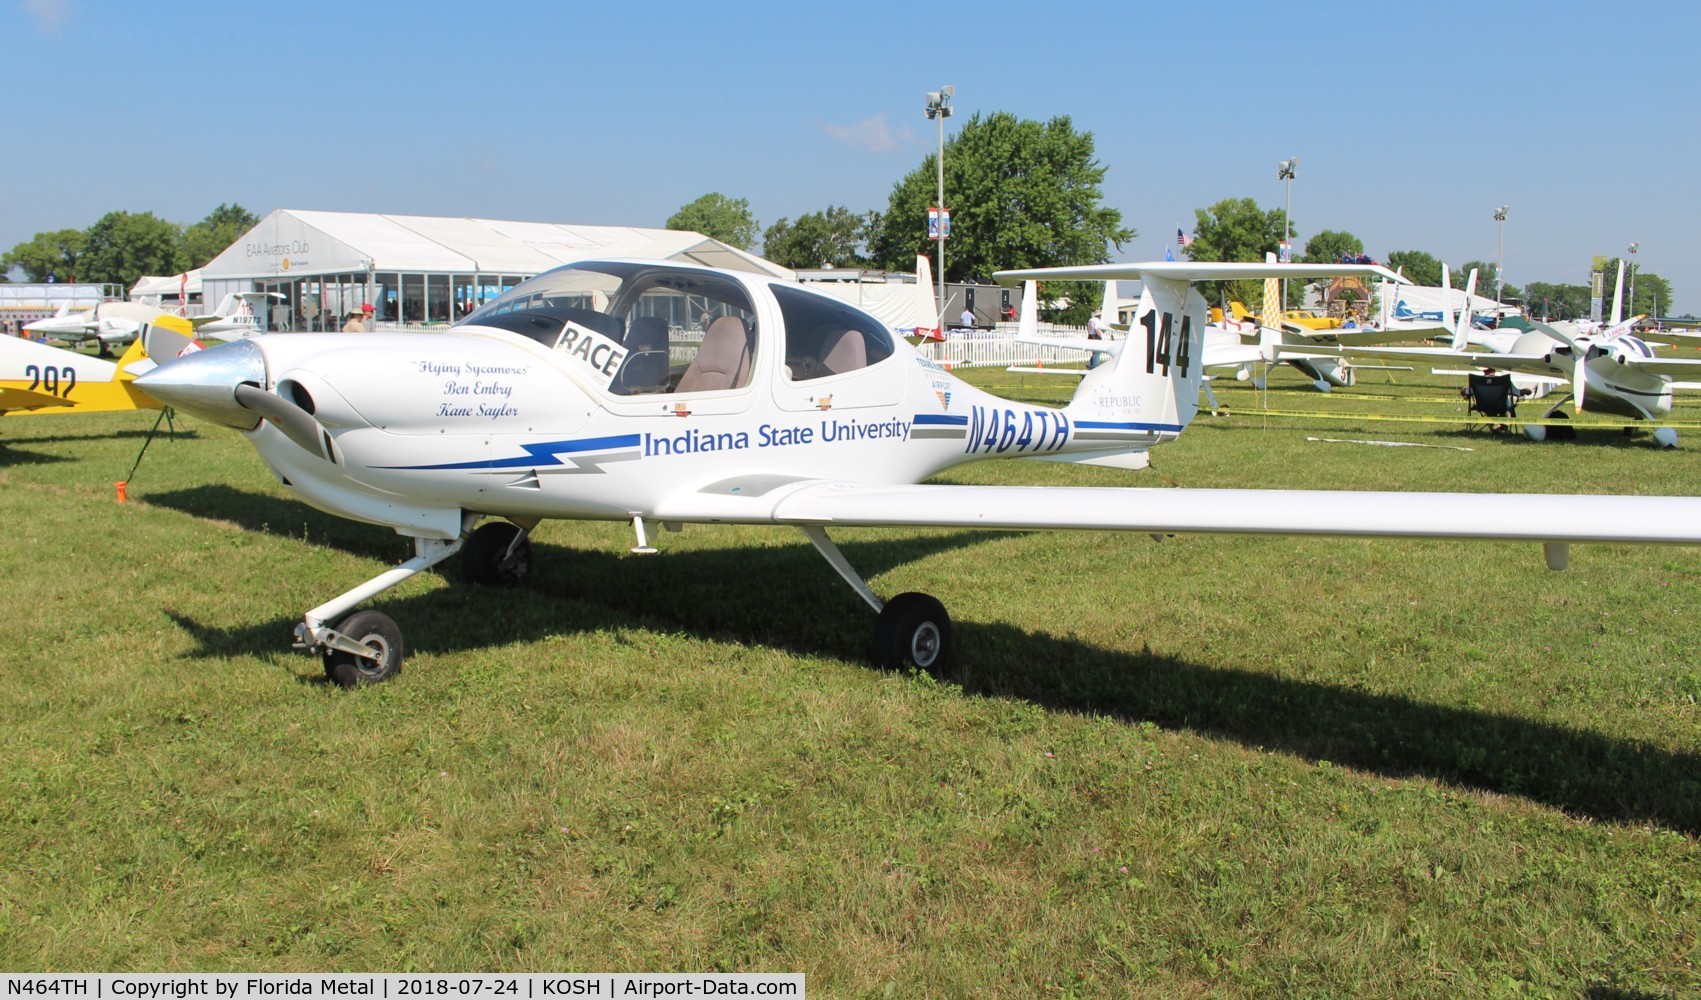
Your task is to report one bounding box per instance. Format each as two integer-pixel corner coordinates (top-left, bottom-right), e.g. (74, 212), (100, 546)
(134, 339), (267, 430)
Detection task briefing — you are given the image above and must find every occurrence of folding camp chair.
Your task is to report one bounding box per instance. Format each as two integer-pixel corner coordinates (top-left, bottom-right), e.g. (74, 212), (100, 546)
(1461, 372), (1529, 433)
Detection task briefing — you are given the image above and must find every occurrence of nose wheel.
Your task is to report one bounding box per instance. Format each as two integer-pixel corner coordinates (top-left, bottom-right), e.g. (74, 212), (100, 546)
(294, 527), (470, 688)
(322, 609), (403, 687)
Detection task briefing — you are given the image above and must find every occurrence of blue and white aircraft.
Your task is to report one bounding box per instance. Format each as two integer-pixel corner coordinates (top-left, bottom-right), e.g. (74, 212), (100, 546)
(135, 259), (1701, 685)
(1281, 262), (1698, 444)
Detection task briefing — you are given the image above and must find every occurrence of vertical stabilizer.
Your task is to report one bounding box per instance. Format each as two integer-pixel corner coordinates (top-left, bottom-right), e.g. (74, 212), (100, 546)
(1455, 269), (1478, 350)
(911, 256), (942, 340)
(1018, 280), (1039, 339)
(1609, 259), (1626, 327)
(1064, 274), (1207, 444)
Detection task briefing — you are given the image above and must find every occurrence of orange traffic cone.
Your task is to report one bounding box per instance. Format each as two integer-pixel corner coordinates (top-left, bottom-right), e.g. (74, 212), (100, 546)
(115, 481), (128, 502)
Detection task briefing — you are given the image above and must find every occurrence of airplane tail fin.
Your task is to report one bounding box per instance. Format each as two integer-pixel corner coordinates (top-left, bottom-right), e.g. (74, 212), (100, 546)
(1060, 273), (1206, 445)
(116, 316), (201, 379)
(1018, 280), (1039, 339)
(1454, 269), (1478, 350)
(1609, 259), (1626, 327)
(993, 260), (1401, 447)
(912, 255), (941, 340)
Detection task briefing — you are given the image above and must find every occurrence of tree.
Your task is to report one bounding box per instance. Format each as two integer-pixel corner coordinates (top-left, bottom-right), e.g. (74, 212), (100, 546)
(180, 203), (258, 269)
(1301, 229), (1364, 264)
(1523, 281), (1590, 321)
(1634, 272), (1673, 319)
(867, 112), (1132, 282)
(3, 228), (86, 282)
(77, 211), (184, 289)
(1384, 250), (1443, 288)
(1185, 197), (1288, 308)
(1597, 257), (1672, 321)
(762, 206), (874, 269)
(666, 193), (759, 251)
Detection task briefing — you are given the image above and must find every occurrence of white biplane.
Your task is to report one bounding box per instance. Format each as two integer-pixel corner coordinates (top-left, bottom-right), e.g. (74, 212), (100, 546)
(135, 259), (1701, 686)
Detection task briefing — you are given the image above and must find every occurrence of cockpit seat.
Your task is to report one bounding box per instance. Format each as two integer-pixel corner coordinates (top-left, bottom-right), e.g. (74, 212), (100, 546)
(818, 328), (867, 376)
(676, 316), (751, 393)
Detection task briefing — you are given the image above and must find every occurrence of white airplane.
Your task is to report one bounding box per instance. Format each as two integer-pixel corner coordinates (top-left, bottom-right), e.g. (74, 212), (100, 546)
(133, 258), (1701, 687)
(23, 300), (166, 355)
(1281, 262), (1696, 445)
(22, 292), (280, 353)
(1014, 274), (1367, 393)
(192, 291), (288, 340)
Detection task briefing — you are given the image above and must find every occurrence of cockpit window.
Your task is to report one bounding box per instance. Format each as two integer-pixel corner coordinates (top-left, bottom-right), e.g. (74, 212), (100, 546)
(770, 284), (894, 382)
(458, 262), (758, 395)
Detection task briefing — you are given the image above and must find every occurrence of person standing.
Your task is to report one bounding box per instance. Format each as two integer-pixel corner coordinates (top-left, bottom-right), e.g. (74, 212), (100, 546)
(1086, 310), (1108, 369)
(959, 305), (975, 330)
(346, 302), (375, 332)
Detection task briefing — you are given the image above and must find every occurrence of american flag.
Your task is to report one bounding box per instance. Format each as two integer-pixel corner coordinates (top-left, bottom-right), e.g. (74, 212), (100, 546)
(1176, 227), (1194, 248)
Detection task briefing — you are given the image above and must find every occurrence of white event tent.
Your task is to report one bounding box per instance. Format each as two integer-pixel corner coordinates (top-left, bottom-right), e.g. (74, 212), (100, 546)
(200, 210), (794, 331)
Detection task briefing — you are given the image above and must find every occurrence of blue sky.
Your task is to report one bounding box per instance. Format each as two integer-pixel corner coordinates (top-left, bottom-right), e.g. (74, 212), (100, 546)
(7, 0), (1699, 311)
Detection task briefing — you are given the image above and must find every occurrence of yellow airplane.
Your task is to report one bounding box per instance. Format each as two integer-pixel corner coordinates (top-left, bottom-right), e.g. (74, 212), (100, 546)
(1, 315), (198, 418)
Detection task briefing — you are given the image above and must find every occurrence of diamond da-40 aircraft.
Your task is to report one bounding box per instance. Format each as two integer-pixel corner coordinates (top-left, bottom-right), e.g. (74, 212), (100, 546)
(135, 258), (1701, 686)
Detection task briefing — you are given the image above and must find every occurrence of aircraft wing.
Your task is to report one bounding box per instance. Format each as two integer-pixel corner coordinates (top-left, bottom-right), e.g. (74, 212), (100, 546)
(1279, 344), (1568, 380)
(1321, 324), (1453, 347)
(995, 262), (1404, 284)
(1014, 334), (1112, 354)
(761, 481), (1701, 546)
(1620, 355), (1701, 378)
(1201, 342), (1264, 368)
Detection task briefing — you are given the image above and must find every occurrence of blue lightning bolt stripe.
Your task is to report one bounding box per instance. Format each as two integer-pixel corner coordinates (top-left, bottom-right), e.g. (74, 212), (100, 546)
(379, 434), (642, 471)
(913, 414), (969, 426)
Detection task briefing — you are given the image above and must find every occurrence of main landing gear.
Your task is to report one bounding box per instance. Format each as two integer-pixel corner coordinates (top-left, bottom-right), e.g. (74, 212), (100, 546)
(295, 516), (952, 687)
(800, 525), (955, 673)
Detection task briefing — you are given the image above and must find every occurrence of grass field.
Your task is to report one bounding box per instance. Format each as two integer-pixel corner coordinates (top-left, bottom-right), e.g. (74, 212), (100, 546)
(1, 363), (1697, 996)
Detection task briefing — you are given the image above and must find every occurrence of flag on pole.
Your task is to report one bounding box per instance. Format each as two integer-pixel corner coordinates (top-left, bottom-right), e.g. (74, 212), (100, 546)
(1176, 227), (1194, 248)
(1164, 245), (1174, 262)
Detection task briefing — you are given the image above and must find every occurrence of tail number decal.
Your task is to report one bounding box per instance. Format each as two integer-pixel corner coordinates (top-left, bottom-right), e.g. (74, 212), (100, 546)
(1138, 311), (1193, 378)
(24, 364), (77, 398)
(966, 407), (1069, 454)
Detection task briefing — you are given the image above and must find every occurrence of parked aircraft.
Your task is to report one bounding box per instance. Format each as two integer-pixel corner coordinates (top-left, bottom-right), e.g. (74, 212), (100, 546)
(1282, 263), (1693, 444)
(134, 258), (1701, 686)
(22, 301), (162, 355)
(1, 317), (197, 417)
(22, 293), (279, 353)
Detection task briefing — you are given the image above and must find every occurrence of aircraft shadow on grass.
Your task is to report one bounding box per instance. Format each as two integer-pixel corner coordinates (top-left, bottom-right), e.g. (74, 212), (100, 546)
(0, 426), (200, 468)
(0, 443), (72, 467)
(146, 484), (420, 563)
(158, 488), (1701, 837)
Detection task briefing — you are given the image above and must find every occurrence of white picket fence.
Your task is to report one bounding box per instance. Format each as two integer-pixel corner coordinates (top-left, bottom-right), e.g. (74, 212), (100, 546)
(914, 323), (1105, 368)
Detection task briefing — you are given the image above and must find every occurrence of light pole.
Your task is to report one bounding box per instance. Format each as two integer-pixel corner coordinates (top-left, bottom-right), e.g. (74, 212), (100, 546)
(1277, 157), (1298, 309)
(925, 86), (954, 329)
(1627, 242), (1639, 322)
(1493, 205), (1509, 303)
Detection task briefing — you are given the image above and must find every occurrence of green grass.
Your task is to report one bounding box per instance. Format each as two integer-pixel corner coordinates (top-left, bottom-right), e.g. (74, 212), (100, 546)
(1, 366), (1698, 996)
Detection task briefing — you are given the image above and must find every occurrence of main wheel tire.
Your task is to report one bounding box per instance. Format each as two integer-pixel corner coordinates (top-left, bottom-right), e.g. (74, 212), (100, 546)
(873, 592), (952, 673)
(323, 609), (404, 688)
(462, 521), (531, 586)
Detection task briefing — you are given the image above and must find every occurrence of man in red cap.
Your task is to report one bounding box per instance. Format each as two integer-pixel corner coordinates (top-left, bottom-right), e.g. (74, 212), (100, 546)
(344, 302), (375, 332)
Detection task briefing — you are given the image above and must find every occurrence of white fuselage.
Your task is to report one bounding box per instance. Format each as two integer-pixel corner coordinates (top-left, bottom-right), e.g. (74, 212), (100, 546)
(222, 328), (1150, 539)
